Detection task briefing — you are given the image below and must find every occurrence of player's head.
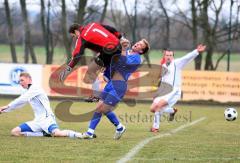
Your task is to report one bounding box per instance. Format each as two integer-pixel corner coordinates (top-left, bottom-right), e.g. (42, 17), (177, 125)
(19, 72), (32, 89)
(131, 39), (150, 55)
(69, 23), (81, 38)
(163, 48), (174, 64)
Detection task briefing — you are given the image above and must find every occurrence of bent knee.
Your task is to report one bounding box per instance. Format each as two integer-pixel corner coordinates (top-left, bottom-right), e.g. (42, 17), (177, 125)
(11, 127), (21, 136)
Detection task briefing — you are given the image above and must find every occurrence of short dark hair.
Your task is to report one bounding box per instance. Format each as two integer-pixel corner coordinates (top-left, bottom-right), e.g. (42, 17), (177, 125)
(68, 23), (80, 34)
(163, 48), (174, 56)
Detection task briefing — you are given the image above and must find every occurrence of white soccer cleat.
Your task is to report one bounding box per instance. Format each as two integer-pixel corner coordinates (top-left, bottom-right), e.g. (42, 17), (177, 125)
(77, 132), (96, 139)
(114, 126), (126, 140)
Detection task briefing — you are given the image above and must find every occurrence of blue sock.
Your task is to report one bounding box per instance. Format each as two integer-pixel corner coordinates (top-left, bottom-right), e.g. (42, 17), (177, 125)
(105, 111), (123, 131)
(87, 112), (102, 135)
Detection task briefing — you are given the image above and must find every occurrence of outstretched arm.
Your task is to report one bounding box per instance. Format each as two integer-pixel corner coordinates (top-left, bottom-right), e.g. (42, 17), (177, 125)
(0, 87), (41, 113)
(60, 38), (85, 82)
(175, 44), (206, 69)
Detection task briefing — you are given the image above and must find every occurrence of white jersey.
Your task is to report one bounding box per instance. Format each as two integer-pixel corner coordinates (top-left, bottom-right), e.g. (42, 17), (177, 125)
(5, 84), (54, 121)
(161, 49), (199, 91)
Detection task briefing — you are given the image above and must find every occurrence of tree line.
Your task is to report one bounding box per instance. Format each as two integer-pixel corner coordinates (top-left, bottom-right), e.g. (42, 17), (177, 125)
(1, 0), (240, 70)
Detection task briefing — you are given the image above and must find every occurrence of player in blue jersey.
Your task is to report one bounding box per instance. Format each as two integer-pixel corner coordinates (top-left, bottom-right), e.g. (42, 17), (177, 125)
(79, 38), (150, 139)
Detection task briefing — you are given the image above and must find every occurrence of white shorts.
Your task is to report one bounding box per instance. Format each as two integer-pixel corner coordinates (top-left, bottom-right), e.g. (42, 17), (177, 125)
(153, 89), (181, 108)
(23, 115), (58, 134)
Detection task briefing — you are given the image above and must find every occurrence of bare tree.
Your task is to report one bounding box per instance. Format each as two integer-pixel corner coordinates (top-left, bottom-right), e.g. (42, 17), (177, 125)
(100, 0), (108, 23)
(20, 0), (37, 63)
(4, 0), (17, 63)
(158, 0), (170, 48)
(191, 0), (201, 70)
(122, 0), (137, 42)
(76, 0), (88, 24)
(61, 0), (71, 60)
(198, 0), (224, 70)
(41, 0), (54, 64)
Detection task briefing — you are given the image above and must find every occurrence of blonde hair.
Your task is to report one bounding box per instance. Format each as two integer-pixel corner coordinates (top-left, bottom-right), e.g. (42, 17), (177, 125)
(141, 39), (150, 54)
(20, 72), (32, 79)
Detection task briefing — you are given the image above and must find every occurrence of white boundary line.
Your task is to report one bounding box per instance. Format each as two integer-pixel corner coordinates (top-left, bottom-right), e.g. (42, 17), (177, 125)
(117, 117), (206, 163)
(132, 157), (240, 161)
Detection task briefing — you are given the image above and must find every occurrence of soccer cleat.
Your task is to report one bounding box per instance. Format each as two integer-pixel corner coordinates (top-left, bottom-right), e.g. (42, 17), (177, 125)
(84, 96), (100, 103)
(169, 108), (178, 121)
(150, 127), (159, 133)
(77, 132), (97, 139)
(43, 131), (52, 137)
(114, 126), (126, 140)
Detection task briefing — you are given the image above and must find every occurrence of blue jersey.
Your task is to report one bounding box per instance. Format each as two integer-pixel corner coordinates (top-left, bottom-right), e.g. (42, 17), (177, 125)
(111, 50), (141, 81)
(100, 50), (141, 106)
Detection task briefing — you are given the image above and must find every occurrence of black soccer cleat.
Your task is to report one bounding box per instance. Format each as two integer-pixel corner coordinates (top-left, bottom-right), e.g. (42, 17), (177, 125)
(169, 108), (178, 121)
(84, 96), (100, 103)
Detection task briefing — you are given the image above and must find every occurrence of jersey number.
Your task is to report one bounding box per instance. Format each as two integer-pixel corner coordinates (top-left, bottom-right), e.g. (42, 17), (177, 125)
(92, 28), (108, 37)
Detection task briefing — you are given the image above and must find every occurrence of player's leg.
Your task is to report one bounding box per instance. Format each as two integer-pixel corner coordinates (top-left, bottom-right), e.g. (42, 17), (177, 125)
(164, 92), (181, 121)
(102, 81), (127, 139)
(83, 60), (102, 84)
(83, 51), (113, 84)
(151, 111), (162, 132)
(11, 121), (44, 137)
(51, 128), (82, 138)
(150, 99), (168, 113)
(84, 81), (114, 138)
(150, 96), (168, 132)
(79, 101), (104, 139)
(81, 81), (126, 139)
(84, 77), (101, 102)
(165, 107), (178, 121)
(40, 116), (82, 138)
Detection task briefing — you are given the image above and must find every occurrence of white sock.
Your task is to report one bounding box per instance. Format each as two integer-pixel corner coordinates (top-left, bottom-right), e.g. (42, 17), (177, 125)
(92, 78), (101, 97)
(152, 112), (162, 129)
(164, 107), (174, 114)
(117, 123), (123, 130)
(22, 132), (44, 137)
(87, 128), (95, 135)
(67, 130), (80, 138)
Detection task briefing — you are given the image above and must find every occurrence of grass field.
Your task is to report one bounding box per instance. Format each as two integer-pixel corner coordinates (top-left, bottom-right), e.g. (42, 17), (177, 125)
(0, 98), (239, 162)
(1, 44), (239, 72)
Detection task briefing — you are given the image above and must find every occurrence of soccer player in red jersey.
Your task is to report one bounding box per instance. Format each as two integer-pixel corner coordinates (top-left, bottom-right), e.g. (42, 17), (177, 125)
(60, 22), (123, 84)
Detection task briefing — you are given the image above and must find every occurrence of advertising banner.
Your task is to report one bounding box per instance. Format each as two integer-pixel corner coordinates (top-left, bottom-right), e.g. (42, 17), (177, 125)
(0, 63), (42, 95)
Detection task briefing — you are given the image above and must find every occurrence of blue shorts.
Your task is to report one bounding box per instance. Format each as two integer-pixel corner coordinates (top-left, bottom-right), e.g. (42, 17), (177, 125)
(100, 80), (127, 106)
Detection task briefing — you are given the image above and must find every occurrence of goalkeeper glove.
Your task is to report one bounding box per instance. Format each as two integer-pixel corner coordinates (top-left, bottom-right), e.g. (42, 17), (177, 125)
(59, 65), (72, 82)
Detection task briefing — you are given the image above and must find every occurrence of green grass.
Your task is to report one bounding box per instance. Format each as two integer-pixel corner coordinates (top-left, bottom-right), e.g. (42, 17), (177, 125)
(0, 98), (239, 162)
(1, 44), (239, 71)
(0, 44), (94, 65)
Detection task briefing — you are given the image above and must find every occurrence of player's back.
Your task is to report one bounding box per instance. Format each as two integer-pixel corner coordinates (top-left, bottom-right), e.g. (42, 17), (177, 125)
(81, 22), (120, 51)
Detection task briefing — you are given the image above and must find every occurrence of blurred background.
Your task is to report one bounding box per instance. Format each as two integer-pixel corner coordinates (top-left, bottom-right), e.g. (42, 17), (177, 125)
(0, 0), (239, 71)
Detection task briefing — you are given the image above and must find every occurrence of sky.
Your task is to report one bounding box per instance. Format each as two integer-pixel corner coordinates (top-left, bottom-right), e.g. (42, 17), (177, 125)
(1, 0), (239, 20)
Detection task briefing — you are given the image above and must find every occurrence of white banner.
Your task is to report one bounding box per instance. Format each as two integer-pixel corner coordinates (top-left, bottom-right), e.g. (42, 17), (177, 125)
(0, 63), (43, 95)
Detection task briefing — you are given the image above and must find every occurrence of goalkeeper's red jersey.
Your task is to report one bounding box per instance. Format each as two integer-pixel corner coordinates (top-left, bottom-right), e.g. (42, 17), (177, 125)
(69, 22), (121, 68)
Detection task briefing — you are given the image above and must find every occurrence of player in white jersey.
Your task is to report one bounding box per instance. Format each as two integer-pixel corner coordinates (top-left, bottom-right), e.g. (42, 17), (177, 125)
(150, 44), (206, 132)
(0, 72), (82, 138)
